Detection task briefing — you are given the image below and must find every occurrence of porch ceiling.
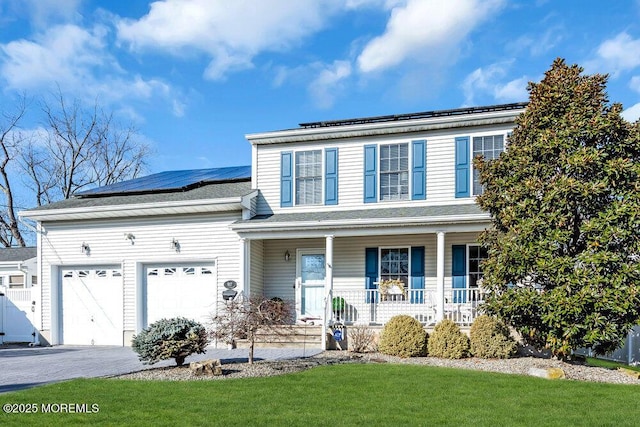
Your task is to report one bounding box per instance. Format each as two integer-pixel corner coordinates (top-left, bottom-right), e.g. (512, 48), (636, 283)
(231, 204), (490, 239)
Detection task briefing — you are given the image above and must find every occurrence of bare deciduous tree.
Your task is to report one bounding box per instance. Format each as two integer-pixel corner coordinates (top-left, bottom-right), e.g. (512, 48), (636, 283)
(22, 91), (150, 205)
(0, 97), (28, 247)
(0, 91), (151, 246)
(209, 296), (295, 364)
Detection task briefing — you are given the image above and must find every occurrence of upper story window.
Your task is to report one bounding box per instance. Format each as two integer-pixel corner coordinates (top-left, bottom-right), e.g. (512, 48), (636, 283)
(281, 148), (338, 208)
(455, 134), (506, 198)
(380, 143), (409, 201)
(472, 135), (504, 195)
(364, 140), (425, 203)
(295, 150), (322, 205)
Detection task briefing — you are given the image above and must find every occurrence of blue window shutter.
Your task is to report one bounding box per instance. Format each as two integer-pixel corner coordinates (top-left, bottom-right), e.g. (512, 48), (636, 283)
(455, 136), (470, 198)
(363, 145), (377, 203)
(365, 247), (378, 303)
(324, 148), (338, 205)
(280, 151), (293, 207)
(412, 140), (426, 200)
(452, 245), (467, 303)
(410, 246), (425, 303)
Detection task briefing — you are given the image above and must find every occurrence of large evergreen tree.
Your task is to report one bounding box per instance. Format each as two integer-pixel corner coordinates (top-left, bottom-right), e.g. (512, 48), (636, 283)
(476, 58), (640, 358)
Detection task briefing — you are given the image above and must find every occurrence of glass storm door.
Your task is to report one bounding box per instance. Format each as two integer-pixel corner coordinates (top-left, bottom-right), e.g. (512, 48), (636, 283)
(297, 251), (325, 318)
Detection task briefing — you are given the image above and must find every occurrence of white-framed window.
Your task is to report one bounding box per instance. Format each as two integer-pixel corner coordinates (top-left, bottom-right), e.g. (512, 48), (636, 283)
(295, 150), (322, 205)
(9, 274), (24, 288)
(468, 245), (488, 288)
(472, 134), (504, 195)
(379, 247), (410, 297)
(380, 143), (409, 201)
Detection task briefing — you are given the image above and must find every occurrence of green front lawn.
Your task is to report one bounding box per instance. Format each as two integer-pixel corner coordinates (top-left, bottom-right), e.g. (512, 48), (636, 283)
(586, 357), (640, 372)
(2, 364), (639, 426)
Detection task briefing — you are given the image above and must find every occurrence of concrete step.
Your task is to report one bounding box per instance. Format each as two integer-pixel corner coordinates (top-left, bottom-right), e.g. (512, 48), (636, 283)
(236, 325), (323, 349)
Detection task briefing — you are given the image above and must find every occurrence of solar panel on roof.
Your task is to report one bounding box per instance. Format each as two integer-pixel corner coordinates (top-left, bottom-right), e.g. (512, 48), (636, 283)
(76, 165), (251, 197)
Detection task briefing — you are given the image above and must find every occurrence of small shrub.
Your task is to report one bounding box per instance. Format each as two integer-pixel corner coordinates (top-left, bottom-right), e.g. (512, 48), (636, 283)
(348, 324), (376, 353)
(132, 317), (208, 366)
(470, 315), (517, 359)
(427, 319), (470, 359)
(378, 315), (427, 358)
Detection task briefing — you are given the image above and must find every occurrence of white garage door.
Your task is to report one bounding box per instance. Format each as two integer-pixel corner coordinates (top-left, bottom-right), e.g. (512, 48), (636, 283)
(145, 264), (217, 327)
(61, 267), (123, 346)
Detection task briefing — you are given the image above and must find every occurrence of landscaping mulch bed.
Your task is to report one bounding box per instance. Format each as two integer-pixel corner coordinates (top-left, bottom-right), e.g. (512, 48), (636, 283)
(115, 350), (639, 384)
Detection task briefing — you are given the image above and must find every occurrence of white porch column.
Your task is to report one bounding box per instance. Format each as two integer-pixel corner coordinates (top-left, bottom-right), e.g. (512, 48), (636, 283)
(436, 231), (445, 322)
(239, 238), (249, 297)
(323, 235), (334, 351)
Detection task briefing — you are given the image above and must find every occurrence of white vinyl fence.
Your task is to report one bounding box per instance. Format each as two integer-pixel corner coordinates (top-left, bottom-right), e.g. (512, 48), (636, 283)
(576, 326), (640, 366)
(0, 286), (38, 344)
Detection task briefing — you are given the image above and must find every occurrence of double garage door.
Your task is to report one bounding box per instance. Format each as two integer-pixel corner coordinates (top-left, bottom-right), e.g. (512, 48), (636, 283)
(60, 263), (216, 345)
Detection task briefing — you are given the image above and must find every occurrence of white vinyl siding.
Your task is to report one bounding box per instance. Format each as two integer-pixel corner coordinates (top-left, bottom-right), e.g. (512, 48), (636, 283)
(254, 128), (506, 214)
(250, 239), (264, 296)
(38, 212), (241, 338)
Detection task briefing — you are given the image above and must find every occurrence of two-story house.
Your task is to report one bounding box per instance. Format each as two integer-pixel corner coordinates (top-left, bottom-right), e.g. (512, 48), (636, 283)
(20, 102), (526, 347)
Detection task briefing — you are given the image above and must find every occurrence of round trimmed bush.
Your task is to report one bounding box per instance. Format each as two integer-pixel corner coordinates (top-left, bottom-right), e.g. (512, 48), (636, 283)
(470, 315), (517, 359)
(427, 319), (470, 359)
(378, 315), (427, 358)
(132, 317), (209, 366)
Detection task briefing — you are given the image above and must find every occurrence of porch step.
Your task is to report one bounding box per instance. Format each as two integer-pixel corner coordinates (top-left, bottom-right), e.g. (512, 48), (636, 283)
(236, 325), (323, 349)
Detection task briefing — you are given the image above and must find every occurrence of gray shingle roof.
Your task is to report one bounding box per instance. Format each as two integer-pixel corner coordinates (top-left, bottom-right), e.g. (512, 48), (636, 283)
(24, 180), (253, 212)
(0, 247), (36, 262)
(237, 204), (487, 225)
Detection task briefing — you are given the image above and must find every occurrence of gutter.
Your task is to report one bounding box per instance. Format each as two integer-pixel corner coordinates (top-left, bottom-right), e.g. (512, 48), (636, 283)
(246, 109), (522, 145)
(231, 213), (490, 233)
(20, 197), (244, 221)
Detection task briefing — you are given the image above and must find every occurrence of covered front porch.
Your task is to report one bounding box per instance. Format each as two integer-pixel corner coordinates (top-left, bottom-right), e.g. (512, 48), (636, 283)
(232, 205), (491, 349)
(329, 287), (485, 327)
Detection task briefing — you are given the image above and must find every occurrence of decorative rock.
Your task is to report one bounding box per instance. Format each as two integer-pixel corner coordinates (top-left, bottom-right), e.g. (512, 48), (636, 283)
(617, 367), (640, 379)
(189, 359), (223, 376)
(528, 367), (566, 380)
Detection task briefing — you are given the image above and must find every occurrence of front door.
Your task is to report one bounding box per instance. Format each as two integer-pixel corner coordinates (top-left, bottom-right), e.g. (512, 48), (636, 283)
(296, 250), (325, 319)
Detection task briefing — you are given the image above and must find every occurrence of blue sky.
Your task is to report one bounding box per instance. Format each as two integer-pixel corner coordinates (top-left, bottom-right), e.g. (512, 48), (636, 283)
(2, 0), (640, 174)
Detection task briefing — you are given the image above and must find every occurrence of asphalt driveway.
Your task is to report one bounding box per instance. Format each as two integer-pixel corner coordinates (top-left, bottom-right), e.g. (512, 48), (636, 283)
(0, 345), (322, 394)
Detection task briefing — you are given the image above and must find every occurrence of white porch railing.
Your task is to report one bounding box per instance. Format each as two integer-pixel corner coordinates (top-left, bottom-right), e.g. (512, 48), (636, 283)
(329, 288), (485, 326)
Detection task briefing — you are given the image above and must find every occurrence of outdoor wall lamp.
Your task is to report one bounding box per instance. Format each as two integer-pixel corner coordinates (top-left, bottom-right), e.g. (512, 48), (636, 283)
(124, 233), (135, 244)
(284, 250), (290, 261)
(81, 242), (90, 255)
(170, 238), (180, 252)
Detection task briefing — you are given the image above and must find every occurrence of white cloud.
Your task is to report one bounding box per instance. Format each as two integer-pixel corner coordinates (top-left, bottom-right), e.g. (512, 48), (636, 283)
(508, 27), (564, 57)
(0, 24), (110, 90)
(0, 24), (185, 117)
(357, 0), (506, 73)
(462, 62), (529, 105)
(589, 32), (640, 77)
(494, 76), (529, 102)
(22, 0), (82, 27)
(116, 0), (342, 81)
(308, 60), (352, 109)
(622, 102), (640, 122)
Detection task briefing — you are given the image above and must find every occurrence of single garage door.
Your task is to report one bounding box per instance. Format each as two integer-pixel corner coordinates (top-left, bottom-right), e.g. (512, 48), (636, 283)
(60, 267), (123, 345)
(145, 264), (217, 327)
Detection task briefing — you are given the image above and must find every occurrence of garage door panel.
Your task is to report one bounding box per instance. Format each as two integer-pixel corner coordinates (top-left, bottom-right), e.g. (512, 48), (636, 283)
(61, 268), (123, 346)
(145, 264), (217, 327)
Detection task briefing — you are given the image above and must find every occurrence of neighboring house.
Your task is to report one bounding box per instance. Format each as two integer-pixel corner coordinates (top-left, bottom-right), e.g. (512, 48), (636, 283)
(0, 247), (37, 289)
(0, 247), (38, 344)
(20, 102), (526, 347)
